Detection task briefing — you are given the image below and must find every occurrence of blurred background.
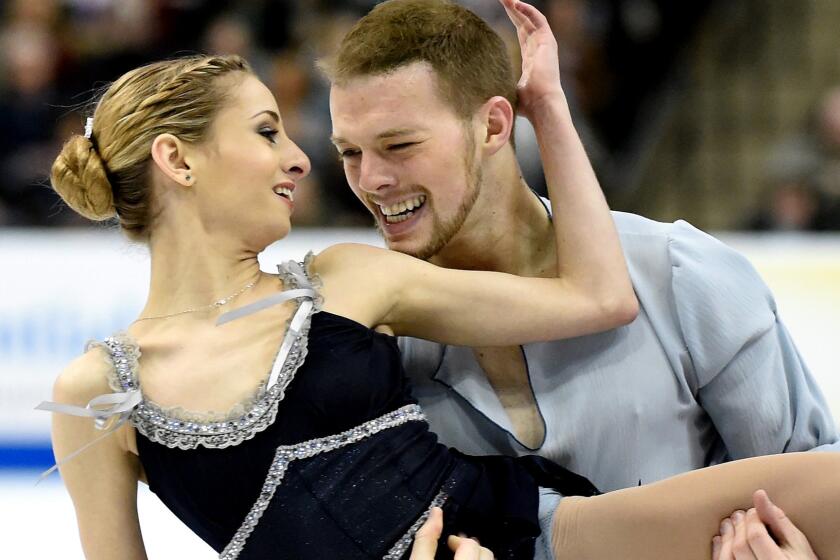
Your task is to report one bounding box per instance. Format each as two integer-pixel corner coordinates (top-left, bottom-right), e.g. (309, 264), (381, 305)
(1, 0), (840, 557)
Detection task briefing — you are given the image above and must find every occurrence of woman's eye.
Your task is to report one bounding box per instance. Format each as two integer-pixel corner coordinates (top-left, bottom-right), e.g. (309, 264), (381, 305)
(259, 128), (279, 143)
(389, 142), (415, 151)
(339, 149), (360, 160)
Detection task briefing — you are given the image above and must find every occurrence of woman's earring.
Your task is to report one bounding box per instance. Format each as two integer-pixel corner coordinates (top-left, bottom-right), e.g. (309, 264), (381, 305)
(185, 174), (192, 182)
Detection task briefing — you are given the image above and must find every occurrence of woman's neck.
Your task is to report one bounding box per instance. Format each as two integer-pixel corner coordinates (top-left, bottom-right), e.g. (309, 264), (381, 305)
(141, 226), (267, 321)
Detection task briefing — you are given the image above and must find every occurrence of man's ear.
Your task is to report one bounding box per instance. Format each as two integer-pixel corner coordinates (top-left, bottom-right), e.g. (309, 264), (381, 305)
(480, 96), (515, 156)
(150, 133), (193, 186)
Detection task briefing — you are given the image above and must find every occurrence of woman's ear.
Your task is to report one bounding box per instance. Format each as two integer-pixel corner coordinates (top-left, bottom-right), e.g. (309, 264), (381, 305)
(480, 96), (515, 156)
(150, 133), (193, 186)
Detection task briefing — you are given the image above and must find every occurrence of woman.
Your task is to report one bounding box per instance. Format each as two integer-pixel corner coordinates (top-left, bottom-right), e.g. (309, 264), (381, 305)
(41, 2), (839, 560)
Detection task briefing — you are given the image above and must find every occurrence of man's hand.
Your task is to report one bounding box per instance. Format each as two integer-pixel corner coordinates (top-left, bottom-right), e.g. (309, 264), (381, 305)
(712, 490), (819, 560)
(499, 0), (565, 120)
(410, 507), (495, 560)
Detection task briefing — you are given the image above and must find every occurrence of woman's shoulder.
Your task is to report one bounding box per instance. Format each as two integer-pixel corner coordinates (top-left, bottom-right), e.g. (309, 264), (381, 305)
(310, 243), (396, 287)
(310, 243), (391, 269)
(308, 244), (412, 327)
(310, 243), (421, 281)
(52, 345), (115, 405)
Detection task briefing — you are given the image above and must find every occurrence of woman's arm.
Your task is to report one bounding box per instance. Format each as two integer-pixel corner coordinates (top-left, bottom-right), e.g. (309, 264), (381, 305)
(51, 350), (147, 560)
(500, 0), (632, 323)
(312, 0), (636, 347)
(552, 452), (840, 560)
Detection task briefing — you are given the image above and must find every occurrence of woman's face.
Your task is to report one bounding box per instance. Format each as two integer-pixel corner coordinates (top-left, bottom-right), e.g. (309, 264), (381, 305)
(188, 73), (311, 251)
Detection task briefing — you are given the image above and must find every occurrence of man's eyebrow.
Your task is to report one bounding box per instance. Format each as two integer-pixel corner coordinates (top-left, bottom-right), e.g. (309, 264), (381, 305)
(251, 110), (279, 122)
(376, 128), (419, 139)
(330, 128), (423, 145)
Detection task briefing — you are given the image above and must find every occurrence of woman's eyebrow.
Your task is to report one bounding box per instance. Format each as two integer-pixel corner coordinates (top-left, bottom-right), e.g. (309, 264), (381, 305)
(250, 110), (280, 122)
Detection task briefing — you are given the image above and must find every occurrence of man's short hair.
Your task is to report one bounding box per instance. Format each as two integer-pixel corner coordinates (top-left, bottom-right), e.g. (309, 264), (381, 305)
(321, 0), (517, 120)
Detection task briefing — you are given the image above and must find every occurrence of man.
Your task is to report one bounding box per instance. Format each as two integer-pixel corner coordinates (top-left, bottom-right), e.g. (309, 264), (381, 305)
(323, 0), (836, 506)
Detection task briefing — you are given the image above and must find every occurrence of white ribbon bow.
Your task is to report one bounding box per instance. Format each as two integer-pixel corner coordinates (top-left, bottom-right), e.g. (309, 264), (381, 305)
(34, 389), (142, 482)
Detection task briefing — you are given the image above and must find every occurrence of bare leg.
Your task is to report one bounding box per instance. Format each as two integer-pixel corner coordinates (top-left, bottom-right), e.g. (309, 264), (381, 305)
(552, 452), (840, 560)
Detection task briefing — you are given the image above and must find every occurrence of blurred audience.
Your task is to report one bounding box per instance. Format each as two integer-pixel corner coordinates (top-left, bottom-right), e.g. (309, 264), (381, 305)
(0, 22), (63, 224)
(751, 86), (840, 231)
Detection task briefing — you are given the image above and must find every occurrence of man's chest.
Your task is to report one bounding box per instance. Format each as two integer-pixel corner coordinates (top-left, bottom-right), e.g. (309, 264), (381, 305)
(472, 345), (545, 449)
(406, 312), (719, 490)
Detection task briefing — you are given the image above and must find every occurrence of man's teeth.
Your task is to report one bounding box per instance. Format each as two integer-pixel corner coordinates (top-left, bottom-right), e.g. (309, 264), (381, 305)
(386, 213), (412, 223)
(379, 195), (426, 223)
(274, 186), (294, 202)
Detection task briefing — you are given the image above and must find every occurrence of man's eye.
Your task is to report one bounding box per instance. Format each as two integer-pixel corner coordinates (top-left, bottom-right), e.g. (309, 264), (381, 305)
(389, 142), (415, 151)
(259, 128), (279, 143)
(339, 149), (360, 160)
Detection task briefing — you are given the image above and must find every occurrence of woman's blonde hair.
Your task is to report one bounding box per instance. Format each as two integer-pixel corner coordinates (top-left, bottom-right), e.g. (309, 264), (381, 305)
(51, 54), (251, 240)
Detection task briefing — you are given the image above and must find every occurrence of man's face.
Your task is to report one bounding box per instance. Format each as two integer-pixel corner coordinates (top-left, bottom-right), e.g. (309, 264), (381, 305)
(330, 62), (483, 260)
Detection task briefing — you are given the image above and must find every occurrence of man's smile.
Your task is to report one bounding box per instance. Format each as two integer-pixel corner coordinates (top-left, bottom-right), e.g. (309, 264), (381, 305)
(375, 194), (427, 223)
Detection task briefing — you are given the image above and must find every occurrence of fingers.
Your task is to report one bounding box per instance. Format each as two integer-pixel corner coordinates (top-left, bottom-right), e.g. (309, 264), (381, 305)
(752, 490), (776, 524)
(742, 507), (785, 559)
(718, 517), (735, 559)
(409, 507), (443, 560)
(717, 505), (791, 560)
(753, 489), (801, 544)
(499, 0), (550, 36)
(410, 507), (495, 560)
(448, 535), (495, 560)
(498, 0), (530, 30)
(753, 490), (817, 558)
(731, 510), (759, 559)
(512, 0), (550, 31)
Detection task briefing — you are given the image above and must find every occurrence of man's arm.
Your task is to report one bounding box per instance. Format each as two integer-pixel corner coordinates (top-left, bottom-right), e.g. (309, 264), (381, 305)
(668, 220), (837, 456)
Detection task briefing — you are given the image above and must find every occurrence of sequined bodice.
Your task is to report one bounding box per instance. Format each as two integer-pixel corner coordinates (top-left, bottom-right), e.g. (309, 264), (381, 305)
(125, 311), (449, 559)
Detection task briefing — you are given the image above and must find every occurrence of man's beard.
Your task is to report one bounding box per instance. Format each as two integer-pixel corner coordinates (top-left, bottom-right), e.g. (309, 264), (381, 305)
(378, 134), (483, 261)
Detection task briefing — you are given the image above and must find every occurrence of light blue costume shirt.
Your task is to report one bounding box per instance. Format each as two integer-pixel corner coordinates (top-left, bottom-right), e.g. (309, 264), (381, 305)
(400, 208), (838, 494)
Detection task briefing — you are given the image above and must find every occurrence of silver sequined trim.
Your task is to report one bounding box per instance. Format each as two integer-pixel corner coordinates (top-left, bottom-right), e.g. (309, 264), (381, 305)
(220, 404), (427, 559)
(87, 334), (140, 394)
(383, 490), (449, 560)
(101, 259), (320, 450)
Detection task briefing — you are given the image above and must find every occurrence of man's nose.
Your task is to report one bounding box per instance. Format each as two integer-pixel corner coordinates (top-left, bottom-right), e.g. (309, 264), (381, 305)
(358, 153), (396, 192)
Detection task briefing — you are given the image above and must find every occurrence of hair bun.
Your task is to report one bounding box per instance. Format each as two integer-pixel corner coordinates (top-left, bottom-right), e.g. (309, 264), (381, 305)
(51, 134), (116, 221)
